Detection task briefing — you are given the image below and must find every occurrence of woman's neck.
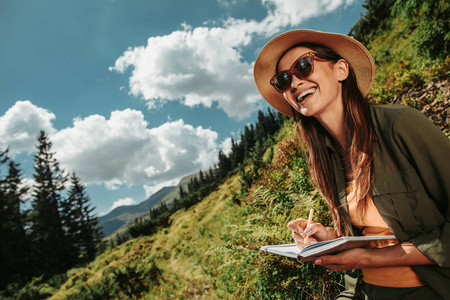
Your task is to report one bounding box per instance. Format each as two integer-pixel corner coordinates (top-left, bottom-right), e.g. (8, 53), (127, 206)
(316, 109), (346, 147)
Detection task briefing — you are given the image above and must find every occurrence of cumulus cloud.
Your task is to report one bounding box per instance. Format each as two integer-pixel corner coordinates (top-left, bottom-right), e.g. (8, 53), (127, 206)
(111, 197), (137, 210)
(110, 0), (356, 119)
(110, 25), (259, 120)
(51, 108), (219, 189)
(257, 0), (356, 35)
(99, 197), (137, 216)
(220, 137), (233, 156)
(0, 101), (221, 192)
(216, 0), (242, 8)
(143, 178), (179, 199)
(0, 100), (56, 155)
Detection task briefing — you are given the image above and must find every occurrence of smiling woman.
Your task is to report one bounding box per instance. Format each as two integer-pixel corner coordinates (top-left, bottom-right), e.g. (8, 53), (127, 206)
(254, 29), (450, 299)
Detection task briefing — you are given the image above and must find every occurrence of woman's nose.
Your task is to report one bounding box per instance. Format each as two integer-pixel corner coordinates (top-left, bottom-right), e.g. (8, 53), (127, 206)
(290, 74), (303, 89)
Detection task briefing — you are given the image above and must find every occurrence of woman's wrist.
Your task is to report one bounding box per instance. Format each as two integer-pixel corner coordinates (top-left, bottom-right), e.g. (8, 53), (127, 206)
(359, 248), (377, 269)
(326, 227), (338, 240)
(357, 243), (435, 269)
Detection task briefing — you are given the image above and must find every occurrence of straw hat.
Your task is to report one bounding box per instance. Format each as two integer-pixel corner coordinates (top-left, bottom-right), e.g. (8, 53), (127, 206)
(253, 30), (375, 117)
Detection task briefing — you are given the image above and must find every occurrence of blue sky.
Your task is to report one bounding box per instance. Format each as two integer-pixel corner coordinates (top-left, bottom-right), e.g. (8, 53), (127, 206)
(0, 0), (365, 216)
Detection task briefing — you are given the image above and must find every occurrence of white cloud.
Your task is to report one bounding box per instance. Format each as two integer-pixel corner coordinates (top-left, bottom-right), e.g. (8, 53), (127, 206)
(0, 101), (220, 191)
(110, 26), (259, 120)
(110, 197), (137, 211)
(256, 0), (356, 35)
(220, 137), (233, 156)
(110, 0), (356, 119)
(216, 0), (242, 8)
(51, 108), (219, 189)
(0, 100), (56, 155)
(143, 178), (179, 199)
(99, 197), (137, 216)
(98, 197), (137, 216)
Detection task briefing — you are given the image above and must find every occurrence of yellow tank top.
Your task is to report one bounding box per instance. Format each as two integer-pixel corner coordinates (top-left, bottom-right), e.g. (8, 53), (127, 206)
(346, 183), (425, 287)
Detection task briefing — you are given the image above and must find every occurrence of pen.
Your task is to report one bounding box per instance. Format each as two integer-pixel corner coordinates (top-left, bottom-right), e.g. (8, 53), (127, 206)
(304, 208), (314, 244)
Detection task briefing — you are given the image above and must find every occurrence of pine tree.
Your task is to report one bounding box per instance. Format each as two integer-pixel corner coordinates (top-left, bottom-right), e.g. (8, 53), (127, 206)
(2, 159), (32, 286)
(198, 170), (205, 184)
(349, 0), (396, 45)
(255, 110), (267, 143)
(267, 108), (279, 135)
(0, 149), (10, 288)
(207, 167), (216, 184)
(242, 124), (255, 158)
(29, 131), (68, 276)
(229, 138), (244, 170)
(62, 172), (102, 264)
(277, 111), (287, 128)
(179, 185), (186, 199)
(0, 150), (32, 287)
(187, 176), (200, 192)
(217, 150), (231, 179)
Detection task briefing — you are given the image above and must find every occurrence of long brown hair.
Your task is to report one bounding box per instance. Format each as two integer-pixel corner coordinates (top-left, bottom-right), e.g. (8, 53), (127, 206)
(291, 43), (375, 236)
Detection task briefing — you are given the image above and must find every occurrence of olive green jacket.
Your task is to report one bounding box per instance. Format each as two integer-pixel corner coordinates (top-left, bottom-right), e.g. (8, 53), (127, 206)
(327, 104), (450, 299)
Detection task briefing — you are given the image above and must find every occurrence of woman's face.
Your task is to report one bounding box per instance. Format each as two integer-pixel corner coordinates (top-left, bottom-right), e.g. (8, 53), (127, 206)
(278, 46), (348, 120)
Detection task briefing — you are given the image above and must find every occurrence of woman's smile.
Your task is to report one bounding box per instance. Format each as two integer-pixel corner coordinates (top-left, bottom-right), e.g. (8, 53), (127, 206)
(296, 88), (317, 104)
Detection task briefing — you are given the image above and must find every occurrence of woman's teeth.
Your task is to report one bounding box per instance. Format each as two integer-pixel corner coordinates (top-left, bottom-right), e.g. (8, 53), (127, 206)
(297, 88), (316, 102)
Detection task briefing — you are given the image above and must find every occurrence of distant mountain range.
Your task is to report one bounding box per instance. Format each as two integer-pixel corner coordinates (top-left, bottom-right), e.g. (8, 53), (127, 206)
(98, 172), (199, 237)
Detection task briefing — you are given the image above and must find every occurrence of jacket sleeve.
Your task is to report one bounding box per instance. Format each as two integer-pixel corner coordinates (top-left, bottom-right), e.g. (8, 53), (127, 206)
(392, 106), (450, 267)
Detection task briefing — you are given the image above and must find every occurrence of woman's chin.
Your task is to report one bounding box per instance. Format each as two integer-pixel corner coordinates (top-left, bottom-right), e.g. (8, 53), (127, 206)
(292, 104), (315, 118)
(299, 107), (313, 117)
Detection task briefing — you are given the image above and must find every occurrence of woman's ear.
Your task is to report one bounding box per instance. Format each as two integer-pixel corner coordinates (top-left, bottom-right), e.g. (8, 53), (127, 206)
(335, 59), (349, 81)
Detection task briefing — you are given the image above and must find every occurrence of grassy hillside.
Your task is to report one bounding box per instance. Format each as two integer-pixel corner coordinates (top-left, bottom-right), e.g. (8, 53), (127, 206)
(47, 174), (243, 299)
(159, 172), (199, 206)
(102, 173), (202, 241)
(354, 0), (449, 134)
(13, 120), (341, 299)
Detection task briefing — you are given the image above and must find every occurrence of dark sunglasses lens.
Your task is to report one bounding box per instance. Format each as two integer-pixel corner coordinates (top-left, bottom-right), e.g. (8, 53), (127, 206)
(293, 56), (312, 79)
(273, 72), (291, 91)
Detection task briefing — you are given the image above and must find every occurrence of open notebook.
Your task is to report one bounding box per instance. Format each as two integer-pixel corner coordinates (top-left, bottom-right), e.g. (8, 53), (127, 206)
(260, 235), (397, 262)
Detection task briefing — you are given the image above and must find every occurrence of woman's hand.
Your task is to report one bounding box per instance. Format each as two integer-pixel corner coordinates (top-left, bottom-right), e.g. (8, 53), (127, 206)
(314, 248), (368, 271)
(287, 219), (337, 249)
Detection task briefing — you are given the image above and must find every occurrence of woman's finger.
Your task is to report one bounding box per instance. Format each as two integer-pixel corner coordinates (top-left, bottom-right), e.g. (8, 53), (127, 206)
(304, 222), (329, 240)
(287, 219), (308, 233)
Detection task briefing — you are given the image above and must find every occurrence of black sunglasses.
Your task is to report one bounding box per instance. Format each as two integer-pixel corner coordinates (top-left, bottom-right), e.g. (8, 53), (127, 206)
(270, 52), (329, 93)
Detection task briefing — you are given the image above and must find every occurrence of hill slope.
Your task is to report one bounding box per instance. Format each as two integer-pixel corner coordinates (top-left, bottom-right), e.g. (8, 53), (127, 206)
(98, 173), (201, 237)
(40, 119), (342, 299)
(48, 173), (244, 299)
(98, 186), (175, 237)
